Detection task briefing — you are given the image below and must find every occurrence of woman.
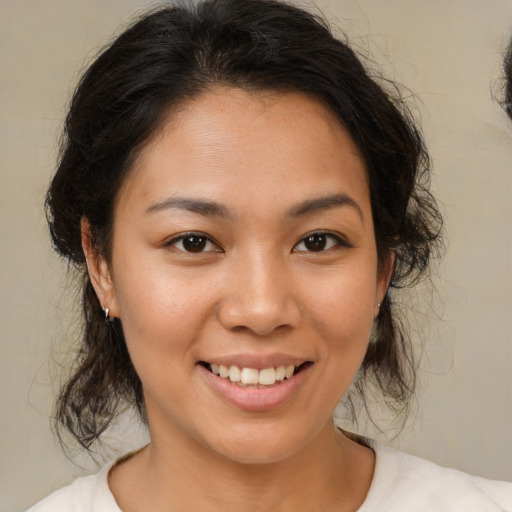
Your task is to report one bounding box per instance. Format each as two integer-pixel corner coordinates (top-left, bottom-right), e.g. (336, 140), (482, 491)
(28, 0), (511, 510)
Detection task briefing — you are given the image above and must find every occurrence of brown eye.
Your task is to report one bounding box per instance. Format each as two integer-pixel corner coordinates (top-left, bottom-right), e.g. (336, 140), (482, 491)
(182, 235), (208, 253)
(294, 232), (346, 253)
(167, 233), (220, 253)
(304, 234), (327, 252)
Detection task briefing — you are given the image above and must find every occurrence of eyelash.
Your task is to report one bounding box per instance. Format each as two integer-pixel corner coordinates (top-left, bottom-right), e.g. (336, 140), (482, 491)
(292, 231), (350, 253)
(165, 232), (222, 254)
(165, 230), (350, 254)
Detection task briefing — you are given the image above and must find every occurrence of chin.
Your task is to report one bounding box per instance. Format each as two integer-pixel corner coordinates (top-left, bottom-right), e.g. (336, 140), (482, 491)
(202, 420), (321, 466)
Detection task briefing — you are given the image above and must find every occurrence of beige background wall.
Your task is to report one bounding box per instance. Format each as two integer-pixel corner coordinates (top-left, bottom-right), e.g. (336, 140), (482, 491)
(1, 1), (511, 510)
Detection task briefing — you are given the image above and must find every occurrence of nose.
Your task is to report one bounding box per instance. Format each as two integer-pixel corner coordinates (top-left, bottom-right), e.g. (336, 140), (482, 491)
(218, 252), (301, 336)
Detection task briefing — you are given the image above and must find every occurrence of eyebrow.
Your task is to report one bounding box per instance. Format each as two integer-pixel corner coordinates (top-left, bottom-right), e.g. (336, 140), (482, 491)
(146, 196), (232, 218)
(287, 193), (364, 221)
(145, 192), (363, 221)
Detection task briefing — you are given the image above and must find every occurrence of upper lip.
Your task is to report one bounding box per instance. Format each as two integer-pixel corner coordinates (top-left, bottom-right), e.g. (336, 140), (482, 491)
(198, 353), (312, 369)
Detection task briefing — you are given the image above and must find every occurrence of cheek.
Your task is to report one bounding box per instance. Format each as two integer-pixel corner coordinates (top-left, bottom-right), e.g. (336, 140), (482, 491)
(306, 264), (377, 336)
(111, 259), (213, 364)
(303, 263), (377, 382)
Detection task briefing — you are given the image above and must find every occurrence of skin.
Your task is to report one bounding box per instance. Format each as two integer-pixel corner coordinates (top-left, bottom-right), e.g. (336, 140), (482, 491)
(84, 87), (393, 512)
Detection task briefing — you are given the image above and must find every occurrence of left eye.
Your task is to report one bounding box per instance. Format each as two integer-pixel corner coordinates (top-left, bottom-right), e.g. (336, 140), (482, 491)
(168, 234), (220, 253)
(293, 233), (342, 253)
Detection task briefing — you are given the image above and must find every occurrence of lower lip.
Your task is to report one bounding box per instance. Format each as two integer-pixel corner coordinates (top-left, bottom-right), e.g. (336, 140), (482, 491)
(197, 364), (310, 412)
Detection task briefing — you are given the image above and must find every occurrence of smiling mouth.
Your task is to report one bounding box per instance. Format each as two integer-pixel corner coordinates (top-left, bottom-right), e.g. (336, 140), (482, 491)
(199, 362), (312, 388)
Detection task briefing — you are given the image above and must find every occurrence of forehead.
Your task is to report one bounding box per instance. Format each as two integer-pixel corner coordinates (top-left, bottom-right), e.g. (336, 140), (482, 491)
(120, 87), (370, 217)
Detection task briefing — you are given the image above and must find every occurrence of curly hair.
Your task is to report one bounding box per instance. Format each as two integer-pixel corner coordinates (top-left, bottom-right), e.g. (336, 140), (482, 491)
(504, 39), (512, 119)
(46, 0), (443, 450)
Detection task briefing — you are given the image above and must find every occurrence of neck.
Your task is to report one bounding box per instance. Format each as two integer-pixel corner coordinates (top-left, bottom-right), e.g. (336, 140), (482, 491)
(110, 421), (375, 512)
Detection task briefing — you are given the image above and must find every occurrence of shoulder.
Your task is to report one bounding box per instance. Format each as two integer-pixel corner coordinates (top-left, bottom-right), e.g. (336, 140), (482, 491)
(26, 462), (121, 512)
(361, 441), (512, 512)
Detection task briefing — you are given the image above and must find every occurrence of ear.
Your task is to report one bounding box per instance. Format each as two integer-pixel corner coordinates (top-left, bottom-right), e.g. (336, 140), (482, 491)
(375, 250), (395, 317)
(81, 218), (119, 318)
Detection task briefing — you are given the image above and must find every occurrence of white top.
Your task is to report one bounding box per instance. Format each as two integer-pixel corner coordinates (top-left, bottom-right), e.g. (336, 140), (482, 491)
(27, 441), (512, 511)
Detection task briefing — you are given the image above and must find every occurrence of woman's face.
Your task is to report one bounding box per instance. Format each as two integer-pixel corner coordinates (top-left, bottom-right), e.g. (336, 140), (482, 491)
(95, 88), (390, 464)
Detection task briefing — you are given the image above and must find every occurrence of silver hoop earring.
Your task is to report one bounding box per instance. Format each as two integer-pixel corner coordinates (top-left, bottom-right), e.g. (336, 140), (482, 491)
(102, 305), (110, 320)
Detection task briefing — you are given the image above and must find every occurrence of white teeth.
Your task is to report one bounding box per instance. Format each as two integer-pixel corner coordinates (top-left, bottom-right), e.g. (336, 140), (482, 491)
(258, 367), (276, 385)
(240, 368), (259, 385)
(209, 363), (300, 386)
(228, 365), (241, 382)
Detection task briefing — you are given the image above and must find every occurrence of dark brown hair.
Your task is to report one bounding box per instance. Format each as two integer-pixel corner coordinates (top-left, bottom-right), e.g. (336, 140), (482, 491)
(504, 39), (512, 119)
(47, 0), (443, 450)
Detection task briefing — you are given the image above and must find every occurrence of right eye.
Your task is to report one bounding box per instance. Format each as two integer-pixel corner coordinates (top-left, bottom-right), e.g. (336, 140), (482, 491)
(166, 233), (221, 254)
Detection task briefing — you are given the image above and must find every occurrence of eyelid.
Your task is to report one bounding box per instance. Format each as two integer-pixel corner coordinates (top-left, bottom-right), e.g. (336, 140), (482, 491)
(293, 230), (352, 252)
(165, 231), (223, 253)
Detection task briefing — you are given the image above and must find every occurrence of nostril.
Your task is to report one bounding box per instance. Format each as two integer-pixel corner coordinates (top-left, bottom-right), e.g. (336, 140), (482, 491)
(217, 287), (301, 335)
(221, 312), (300, 337)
